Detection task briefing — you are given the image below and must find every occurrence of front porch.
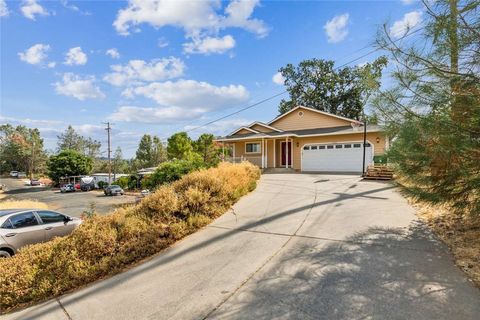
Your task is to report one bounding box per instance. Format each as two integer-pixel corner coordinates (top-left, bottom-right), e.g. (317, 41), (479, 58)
(221, 137), (295, 169)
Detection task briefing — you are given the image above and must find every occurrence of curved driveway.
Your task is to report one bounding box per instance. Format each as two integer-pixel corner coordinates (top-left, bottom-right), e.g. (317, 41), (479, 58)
(5, 174), (480, 320)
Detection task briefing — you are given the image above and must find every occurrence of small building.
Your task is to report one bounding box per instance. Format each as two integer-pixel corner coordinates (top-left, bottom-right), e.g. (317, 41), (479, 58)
(91, 173), (129, 187)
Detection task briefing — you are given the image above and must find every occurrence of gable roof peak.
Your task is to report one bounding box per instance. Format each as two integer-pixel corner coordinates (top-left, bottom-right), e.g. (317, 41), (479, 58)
(268, 105), (362, 125)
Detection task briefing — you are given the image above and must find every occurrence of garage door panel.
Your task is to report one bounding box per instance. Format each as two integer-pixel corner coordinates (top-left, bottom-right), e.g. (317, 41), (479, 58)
(302, 143), (373, 172)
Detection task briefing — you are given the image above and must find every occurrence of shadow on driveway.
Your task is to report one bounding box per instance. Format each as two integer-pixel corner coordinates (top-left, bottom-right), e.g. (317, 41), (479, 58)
(210, 222), (480, 319)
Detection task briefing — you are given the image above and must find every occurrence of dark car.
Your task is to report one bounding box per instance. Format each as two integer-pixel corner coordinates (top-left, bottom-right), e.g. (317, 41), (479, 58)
(30, 179), (41, 186)
(104, 185), (124, 196)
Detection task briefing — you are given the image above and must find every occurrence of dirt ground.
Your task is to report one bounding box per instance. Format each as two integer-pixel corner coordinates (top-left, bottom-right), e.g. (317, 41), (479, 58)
(0, 177), (136, 217)
(405, 194), (480, 288)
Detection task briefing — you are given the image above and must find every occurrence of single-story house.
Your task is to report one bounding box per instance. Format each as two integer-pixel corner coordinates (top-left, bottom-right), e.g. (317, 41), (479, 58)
(215, 106), (388, 173)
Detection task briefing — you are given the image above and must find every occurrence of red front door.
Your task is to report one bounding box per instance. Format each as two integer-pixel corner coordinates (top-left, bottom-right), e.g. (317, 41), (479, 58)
(281, 142), (292, 166)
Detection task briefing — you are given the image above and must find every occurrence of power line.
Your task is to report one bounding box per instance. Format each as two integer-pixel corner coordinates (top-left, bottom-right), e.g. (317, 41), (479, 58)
(176, 26), (425, 138)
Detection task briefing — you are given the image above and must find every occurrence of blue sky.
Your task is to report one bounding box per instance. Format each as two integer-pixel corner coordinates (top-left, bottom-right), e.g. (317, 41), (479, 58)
(0, 0), (423, 157)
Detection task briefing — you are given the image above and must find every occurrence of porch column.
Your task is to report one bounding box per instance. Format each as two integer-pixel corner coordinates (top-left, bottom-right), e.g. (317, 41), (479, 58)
(261, 138), (264, 168)
(285, 137), (289, 169)
(265, 139), (268, 168)
(273, 139), (276, 168)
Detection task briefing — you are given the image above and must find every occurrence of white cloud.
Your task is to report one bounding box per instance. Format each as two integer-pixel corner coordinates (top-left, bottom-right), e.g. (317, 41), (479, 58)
(18, 43), (50, 65)
(323, 13), (349, 43)
(47, 61), (56, 68)
(64, 47), (88, 65)
(183, 35), (235, 55)
(106, 48), (120, 59)
(124, 79), (249, 109)
(1, 0), (9, 17)
(113, 0), (267, 55)
(103, 57), (185, 86)
(390, 10), (422, 39)
(54, 73), (105, 100)
(114, 0), (267, 36)
(272, 72), (285, 85)
(111, 79), (250, 123)
(0, 115), (63, 127)
(401, 0), (416, 4)
(110, 106), (205, 123)
(20, 0), (49, 20)
(157, 37), (169, 48)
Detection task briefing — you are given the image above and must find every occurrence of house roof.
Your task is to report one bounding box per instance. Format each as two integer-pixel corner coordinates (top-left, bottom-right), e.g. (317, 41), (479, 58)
(248, 121), (283, 132)
(268, 105), (363, 126)
(216, 125), (383, 141)
(228, 126), (259, 136)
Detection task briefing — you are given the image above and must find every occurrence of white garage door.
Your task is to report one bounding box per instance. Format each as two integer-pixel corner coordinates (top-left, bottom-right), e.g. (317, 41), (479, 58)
(301, 142), (373, 172)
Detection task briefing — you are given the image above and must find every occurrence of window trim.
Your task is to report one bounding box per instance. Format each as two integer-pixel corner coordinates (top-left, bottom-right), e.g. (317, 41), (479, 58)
(245, 141), (261, 154)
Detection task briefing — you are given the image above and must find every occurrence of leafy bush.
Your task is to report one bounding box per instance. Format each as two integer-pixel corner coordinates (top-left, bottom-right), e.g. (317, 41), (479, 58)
(97, 181), (107, 189)
(143, 158), (205, 189)
(373, 155), (388, 164)
(115, 176), (130, 189)
(115, 175), (139, 190)
(0, 162), (260, 312)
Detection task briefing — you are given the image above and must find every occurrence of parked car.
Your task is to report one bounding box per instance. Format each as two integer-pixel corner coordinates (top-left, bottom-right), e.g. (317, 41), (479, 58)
(104, 185), (124, 196)
(0, 209), (82, 257)
(17, 172), (27, 178)
(140, 189), (151, 197)
(60, 184), (75, 193)
(9, 171), (18, 177)
(30, 179), (41, 186)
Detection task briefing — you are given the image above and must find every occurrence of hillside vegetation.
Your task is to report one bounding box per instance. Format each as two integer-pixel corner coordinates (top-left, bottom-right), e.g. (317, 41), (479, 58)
(0, 162), (260, 312)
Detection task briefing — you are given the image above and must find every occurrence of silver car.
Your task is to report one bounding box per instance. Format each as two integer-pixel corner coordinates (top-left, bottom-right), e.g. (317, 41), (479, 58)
(0, 209), (82, 257)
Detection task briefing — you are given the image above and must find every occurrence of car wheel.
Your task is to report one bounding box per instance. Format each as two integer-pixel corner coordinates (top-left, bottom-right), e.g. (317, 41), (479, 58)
(0, 250), (12, 258)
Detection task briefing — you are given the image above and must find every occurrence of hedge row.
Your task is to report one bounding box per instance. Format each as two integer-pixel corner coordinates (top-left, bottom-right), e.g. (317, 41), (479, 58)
(0, 162), (260, 312)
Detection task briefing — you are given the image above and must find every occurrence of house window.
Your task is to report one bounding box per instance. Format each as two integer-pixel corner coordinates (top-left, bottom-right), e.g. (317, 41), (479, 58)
(298, 111), (304, 117)
(245, 142), (261, 153)
(303, 146), (310, 150)
(319, 145), (326, 149)
(365, 143), (371, 147)
(327, 145), (334, 149)
(311, 146), (318, 150)
(335, 145), (343, 149)
(344, 144), (352, 148)
(353, 143), (361, 148)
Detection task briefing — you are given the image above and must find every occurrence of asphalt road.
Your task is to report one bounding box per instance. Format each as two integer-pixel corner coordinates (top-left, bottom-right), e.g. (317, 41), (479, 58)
(0, 177), (136, 217)
(4, 174), (480, 319)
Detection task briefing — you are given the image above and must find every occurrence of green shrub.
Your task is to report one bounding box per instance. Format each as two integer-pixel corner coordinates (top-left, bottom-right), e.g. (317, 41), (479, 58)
(97, 181), (107, 189)
(115, 175), (139, 190)
(143, 158), (205, 189)
(0, 162), (260, 312)
(373, 155), (388, 164)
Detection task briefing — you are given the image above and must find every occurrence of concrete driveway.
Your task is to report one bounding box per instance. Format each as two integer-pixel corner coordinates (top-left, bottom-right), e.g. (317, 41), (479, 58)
(5, 174), (479, 320)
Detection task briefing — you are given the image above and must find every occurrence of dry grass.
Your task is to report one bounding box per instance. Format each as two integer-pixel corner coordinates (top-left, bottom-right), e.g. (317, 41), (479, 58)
(398, 178), (480, 288)
(0, 200), (49, 210)
(0, 162), (261, 312)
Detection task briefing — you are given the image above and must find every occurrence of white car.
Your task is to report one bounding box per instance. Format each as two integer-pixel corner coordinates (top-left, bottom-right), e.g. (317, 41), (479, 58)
(9, 171), (18, 177)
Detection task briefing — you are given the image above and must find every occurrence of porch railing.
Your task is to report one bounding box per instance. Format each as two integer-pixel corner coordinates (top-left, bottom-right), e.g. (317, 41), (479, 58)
(225, 156), (264, 167)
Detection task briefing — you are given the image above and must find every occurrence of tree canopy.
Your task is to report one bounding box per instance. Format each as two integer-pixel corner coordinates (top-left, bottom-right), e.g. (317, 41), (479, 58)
(0, 124), (47, 177)
(373, 0), (479, 214)
(135, 134), (166, 168)
(47, 150), (93, 182)
(278, 57), (387, 119)
(57, 125), (101, 158)
(167, 132), (194, 160)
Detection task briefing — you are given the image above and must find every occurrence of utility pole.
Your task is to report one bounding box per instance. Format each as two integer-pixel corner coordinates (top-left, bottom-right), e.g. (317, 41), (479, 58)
(362, 115), (367, 177)
(103, 122), (112, 185)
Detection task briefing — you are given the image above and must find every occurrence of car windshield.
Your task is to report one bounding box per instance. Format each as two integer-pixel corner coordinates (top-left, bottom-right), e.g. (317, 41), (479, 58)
(110, 186), (121, 189)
